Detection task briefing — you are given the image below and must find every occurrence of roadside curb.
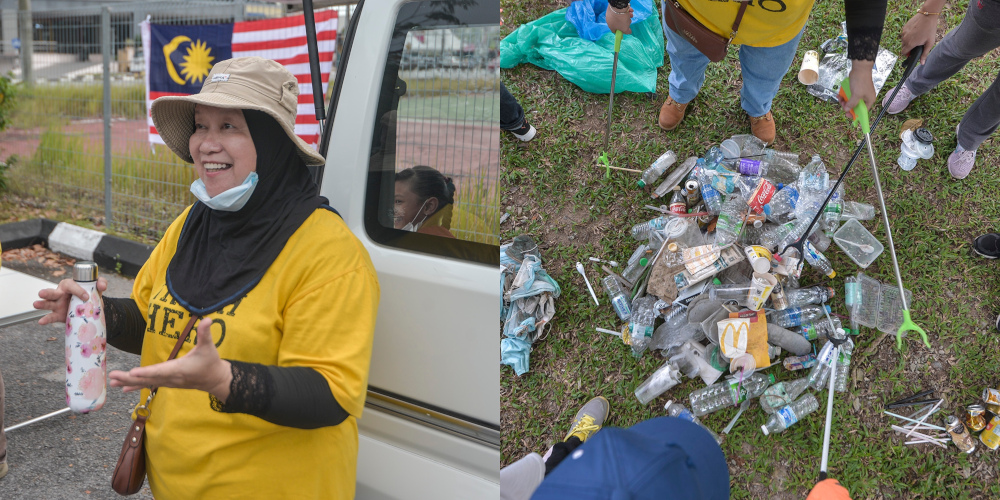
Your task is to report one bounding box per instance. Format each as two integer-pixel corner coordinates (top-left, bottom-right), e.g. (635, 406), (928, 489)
(0, 218), (152, 277)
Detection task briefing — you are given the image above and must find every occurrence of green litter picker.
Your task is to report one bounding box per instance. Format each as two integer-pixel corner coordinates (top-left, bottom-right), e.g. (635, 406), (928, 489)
(598, 30), (623, 178)
(839, 79), (930, 349)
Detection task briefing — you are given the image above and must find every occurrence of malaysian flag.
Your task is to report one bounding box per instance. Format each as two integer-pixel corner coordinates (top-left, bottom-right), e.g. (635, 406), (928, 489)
(141, 10), (337, 150)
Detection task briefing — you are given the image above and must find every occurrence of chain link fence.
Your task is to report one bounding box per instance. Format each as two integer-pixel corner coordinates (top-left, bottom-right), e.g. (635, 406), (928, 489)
(1, 1), (353, 242)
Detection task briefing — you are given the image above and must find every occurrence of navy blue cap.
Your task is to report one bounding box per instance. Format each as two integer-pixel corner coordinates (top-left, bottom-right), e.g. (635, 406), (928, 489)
(531, 417), (729, 500)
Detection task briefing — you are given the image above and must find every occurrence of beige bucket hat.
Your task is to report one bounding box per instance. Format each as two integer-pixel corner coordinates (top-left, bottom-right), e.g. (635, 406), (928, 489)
(150, 56), (326, 166)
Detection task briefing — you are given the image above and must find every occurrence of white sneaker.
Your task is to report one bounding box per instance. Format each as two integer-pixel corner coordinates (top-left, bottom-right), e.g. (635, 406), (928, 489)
(511, 123), (536, 142)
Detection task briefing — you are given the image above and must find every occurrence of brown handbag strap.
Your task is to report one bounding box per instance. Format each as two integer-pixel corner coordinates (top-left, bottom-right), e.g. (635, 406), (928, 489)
(729, 2), (750, 43)
(145, 315), (200, 401)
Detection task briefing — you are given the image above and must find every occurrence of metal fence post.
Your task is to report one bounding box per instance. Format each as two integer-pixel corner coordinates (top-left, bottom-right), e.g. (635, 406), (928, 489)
(102, 6), (113, 228)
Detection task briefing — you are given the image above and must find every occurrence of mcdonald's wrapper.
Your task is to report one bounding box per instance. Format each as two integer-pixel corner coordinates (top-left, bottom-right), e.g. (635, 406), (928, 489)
(717, 317), (749, 358)
(729, 309), (770, 368)
(683, 244), (721, 275)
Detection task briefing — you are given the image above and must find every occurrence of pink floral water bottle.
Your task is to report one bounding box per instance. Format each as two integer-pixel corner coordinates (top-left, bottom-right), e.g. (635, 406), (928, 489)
(66, 261), (107, 413)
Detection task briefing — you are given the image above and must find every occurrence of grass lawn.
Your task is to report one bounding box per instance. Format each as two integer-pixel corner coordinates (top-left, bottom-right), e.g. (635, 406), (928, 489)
(500, 1), (1000, 498)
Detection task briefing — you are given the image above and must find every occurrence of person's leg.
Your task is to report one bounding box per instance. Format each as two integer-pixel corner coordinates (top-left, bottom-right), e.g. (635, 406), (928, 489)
(542, 396), (609, 475)
(500, 452), (545, 500)
(500, 81), (536, 141)
(887, 0), (1000, 114)
(500, 81), (526, 131)
(738, 27), (806, 118)
(660, 26), (712, 130)
(543, 436), (583, 475)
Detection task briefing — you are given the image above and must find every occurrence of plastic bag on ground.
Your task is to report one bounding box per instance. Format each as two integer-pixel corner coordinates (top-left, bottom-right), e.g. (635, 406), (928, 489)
(500, 5), (665, 94)
(565, 0), (655, 41)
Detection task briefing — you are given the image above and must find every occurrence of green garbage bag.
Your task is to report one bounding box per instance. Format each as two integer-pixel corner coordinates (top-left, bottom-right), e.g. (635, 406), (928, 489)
(500, 6), (664, 94)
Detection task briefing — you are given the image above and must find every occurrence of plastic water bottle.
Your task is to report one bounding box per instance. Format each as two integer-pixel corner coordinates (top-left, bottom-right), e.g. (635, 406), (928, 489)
(809, 230), (833, 252)
(705, 146), (725, 167)
(794, 155), (829, 220)
(664, 400), (723, 444)
(841, 201), (876, 221)
(897, 128), (934, 171)
(627, 296), (657, 358)
(807, 340), (838, 390)
(694, 165), (723, 214)
(803, 240), (837, 279)
(714, 193), (746, 247)
(602, 275), (631, 321)
(796, 317), (842, 341)
(822, 184), (844, 236)
(638, 150), (677, 187)
(763, 183), (798, 222)
(768, 304), (832, 328)
(785, 285), (836, 308)
(834, 338), (854, 393)
(688, 372), (775, 416)
(783, 354), (818, 371)
(635, 361), (682, 404)
(631, 217), (668, 241)
(760, 377), (810, 414)
(761, 394), (820, 435)
(66, 261), (107, 414)
(761, 221), (796, 252)
(622, 257), (650, 283)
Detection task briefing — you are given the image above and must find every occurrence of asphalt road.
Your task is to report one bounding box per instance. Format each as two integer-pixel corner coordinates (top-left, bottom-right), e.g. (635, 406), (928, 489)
(1, 259), (154, 500)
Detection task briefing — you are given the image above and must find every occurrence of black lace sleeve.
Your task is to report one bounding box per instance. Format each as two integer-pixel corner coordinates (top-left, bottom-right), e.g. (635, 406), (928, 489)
(609, 0), (630, 10)
(844, 0), (887, 61)
(209, 360), (349, 429)
(103, 297), (146, 355)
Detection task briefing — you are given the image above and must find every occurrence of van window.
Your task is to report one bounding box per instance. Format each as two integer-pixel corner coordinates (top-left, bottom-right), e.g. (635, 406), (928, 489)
(363, 0), (500, 265)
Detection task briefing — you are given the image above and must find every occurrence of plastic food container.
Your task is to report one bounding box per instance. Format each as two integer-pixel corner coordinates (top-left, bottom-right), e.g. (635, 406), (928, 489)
(834, 219), (884, 268)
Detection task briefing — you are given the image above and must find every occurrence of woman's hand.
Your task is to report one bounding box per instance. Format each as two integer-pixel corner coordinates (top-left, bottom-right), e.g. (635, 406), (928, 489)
(841, 60), (876, 119)
(900, 12), (939, 64)
(34, 277), (108, 325)
(109, 318), (233, 400)
(605, 4), (633, 35)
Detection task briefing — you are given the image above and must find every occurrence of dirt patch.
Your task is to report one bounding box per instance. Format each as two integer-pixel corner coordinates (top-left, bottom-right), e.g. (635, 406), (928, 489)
(578, 103), (608, 135)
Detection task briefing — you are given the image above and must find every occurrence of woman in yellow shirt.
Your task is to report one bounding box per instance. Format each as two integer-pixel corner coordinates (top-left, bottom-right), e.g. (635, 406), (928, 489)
(607, 0), (887, 145)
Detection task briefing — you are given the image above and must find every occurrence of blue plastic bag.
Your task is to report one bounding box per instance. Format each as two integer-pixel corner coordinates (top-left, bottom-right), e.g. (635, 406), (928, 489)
(566, 0), (654, 41)
(501, 4), (664, 94)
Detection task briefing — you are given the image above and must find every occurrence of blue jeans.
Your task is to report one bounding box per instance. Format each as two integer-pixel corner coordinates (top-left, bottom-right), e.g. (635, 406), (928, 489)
(664, 25), (805, 117)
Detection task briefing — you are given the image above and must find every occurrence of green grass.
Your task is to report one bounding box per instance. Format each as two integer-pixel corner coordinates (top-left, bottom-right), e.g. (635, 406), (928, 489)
(453, 174), (500, 244)
(500, 1), (1000, 498)
(12, 82), (145, 128)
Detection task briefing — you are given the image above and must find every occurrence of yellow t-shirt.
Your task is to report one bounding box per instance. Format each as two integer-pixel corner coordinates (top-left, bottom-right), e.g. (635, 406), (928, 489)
(677, 0), (816, 47)
(130, 206), (380, 499)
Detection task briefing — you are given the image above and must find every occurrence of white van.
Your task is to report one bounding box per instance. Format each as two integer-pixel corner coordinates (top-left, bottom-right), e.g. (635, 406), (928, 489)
(318, 0), (499, 497)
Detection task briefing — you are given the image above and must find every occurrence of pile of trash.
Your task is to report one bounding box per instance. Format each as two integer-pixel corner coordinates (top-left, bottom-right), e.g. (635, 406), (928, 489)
(581, 133), (919, 437)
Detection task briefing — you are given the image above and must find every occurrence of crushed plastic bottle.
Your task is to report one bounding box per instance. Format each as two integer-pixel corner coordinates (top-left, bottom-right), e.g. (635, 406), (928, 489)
(761, 394), (820, 435)
(794, 155), (830, 221)
(803, 240), (837, 279)
(783, 354), (818, 371)
(840, 201), (876, 221)
(714, 192), (747, 247)
(785, 285), (836, 308)
(807, 340), (838, 390)
(736, 175), (778, 214)
(635, 360), (683, 404)
(760, 377), (810, 414)
(796, 317), (842, 341)
(822, 184), (844, 236)
(694, 164), (724, 214)
(763, 183), (798, 223)
(688, 372), (775, 416)
(622, 256), (650, 283)
(631, 218), (668, 241)
(834, 337), (854, 393)
(639, 150), (677, 187)
(769, 304), (832, 328)
(627, 295), (657, 358)
(602, 275), (631, 321)
(665, 401), (723, 444)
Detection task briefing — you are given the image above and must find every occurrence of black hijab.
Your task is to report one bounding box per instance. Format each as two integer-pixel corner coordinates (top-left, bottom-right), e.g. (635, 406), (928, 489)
(166, 109), (327, 315)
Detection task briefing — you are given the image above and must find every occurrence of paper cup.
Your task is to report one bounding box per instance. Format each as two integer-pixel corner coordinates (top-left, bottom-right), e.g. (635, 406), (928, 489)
(798, 50), (819, 85)
(743, 245), (772, 274)
(747, 272), (778, 311)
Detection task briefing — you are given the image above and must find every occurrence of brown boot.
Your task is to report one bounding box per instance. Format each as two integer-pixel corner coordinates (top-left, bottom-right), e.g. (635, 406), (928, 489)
(749, 111), (775, 145)
(658, 96), (689, 131)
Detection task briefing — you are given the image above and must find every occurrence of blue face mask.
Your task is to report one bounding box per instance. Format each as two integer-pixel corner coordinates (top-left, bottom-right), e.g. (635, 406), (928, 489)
(190, 172), (259, 212)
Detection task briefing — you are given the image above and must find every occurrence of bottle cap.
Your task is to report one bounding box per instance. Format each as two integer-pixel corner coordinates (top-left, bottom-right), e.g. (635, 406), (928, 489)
(914, 127), (934, 144)
(761, 424), (770, 436)
(637, 180), (647, 188)
(639, 258), (648, 266)
(73, 261), (99, 282)
(767, 373), (776, 383)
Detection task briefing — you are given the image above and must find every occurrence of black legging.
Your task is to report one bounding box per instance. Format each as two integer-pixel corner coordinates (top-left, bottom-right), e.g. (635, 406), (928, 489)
(544, 436), (583, 475)
(500, 81), (527, 132)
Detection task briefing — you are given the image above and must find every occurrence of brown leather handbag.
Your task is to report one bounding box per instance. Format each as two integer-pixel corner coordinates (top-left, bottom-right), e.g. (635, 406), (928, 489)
(661, 0), (750, 62)
(111, 315), (199, 495)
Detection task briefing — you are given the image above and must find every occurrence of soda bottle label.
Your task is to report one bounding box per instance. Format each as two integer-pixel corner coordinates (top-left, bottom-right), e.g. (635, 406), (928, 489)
(746, 179), (777, 214)
(669, 201), (687, 214)
(776, 406), (799, 427)
(737, 159), (763, 176)
(800, 323), (819, 341)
